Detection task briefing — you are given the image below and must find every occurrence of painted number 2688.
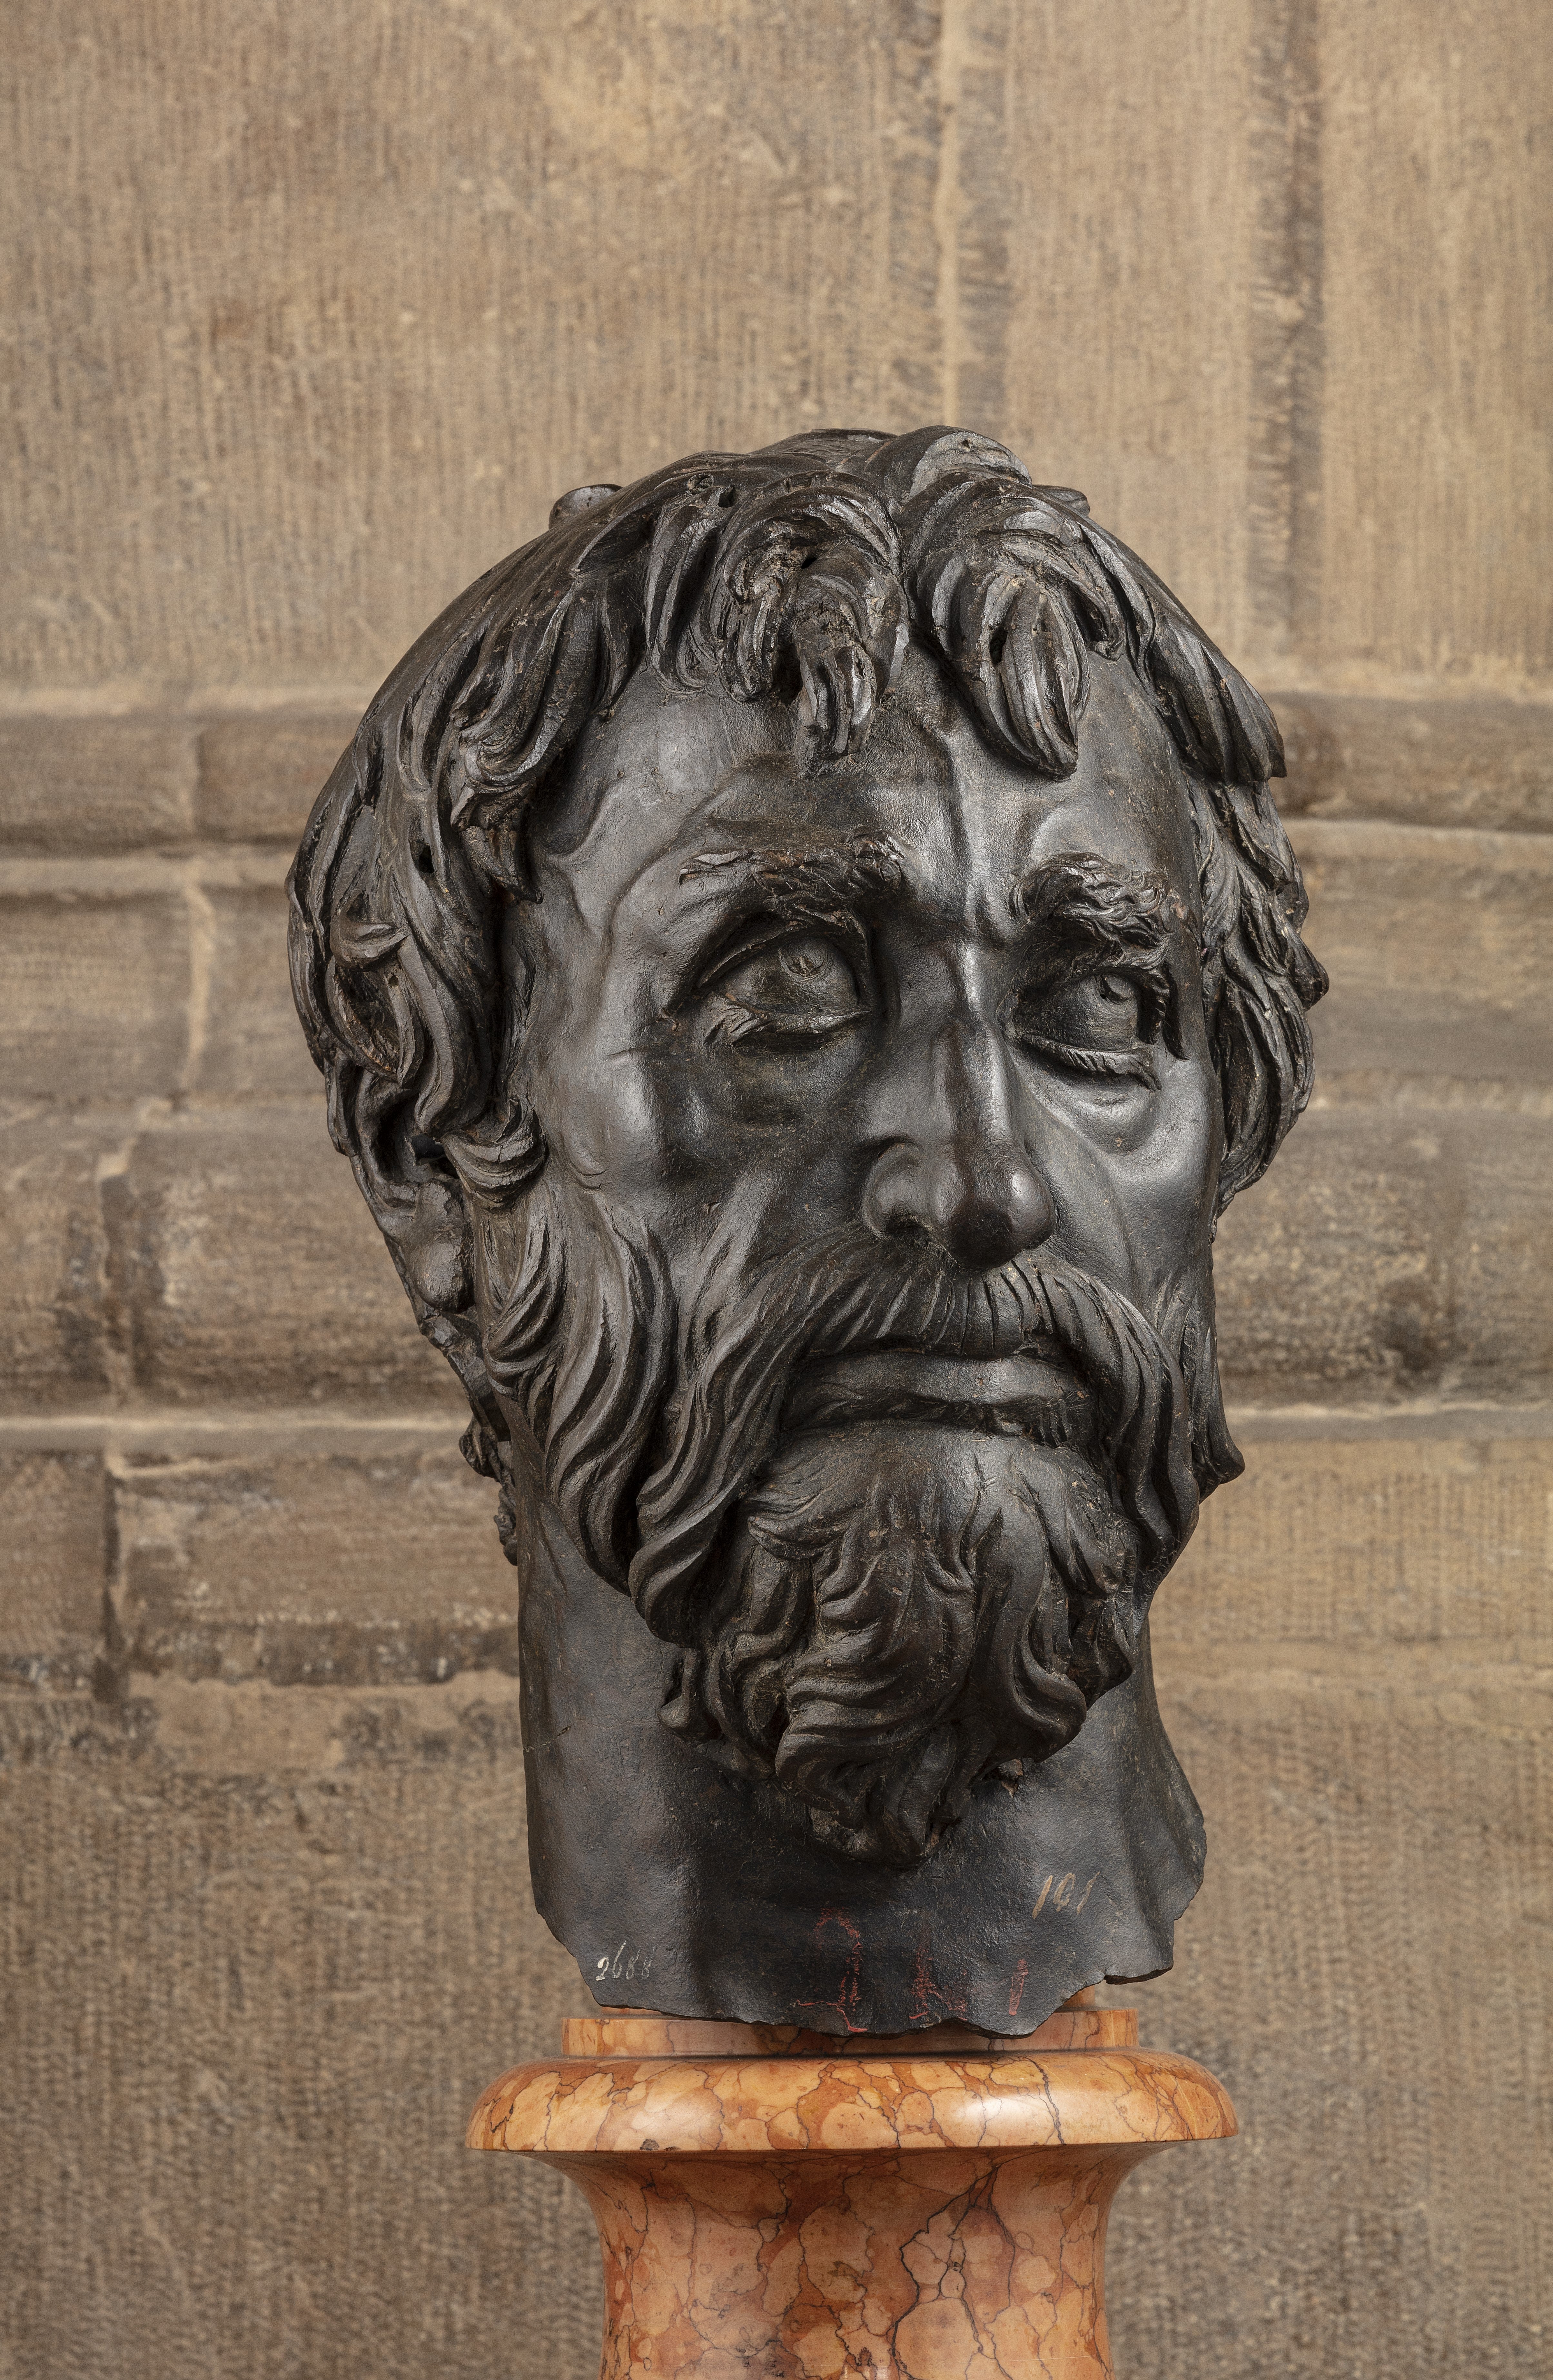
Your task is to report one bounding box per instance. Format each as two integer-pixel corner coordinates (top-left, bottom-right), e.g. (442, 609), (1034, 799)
(596, 1941), (652, 1987)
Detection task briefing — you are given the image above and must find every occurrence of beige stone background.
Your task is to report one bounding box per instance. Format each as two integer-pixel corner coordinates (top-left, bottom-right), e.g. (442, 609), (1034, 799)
(2, 2), (1549, 2374)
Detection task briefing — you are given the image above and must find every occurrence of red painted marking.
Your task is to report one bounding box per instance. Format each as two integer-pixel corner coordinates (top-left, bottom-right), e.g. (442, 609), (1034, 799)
(909, 1921), (969, 2025)
(795, 1909), (867, 2033)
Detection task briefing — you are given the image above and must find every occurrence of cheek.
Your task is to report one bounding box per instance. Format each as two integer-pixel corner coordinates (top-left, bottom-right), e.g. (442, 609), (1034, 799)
(1135, 1068), (1223, 1247)
(522, 1028), (679, 1204)
(1022, 1060), (1221, 1303)
(634, 1045), (871, 1251)
(512, 909), (687, 1195)
(519, 990), (865, 1244)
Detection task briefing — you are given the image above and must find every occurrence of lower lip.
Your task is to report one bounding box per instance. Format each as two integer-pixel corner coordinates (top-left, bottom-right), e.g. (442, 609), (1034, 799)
(784, 1351), (1090, 1434)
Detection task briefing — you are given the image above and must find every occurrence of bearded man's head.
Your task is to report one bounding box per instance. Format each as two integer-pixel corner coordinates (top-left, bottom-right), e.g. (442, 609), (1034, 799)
(289, 426), (1325, 1871)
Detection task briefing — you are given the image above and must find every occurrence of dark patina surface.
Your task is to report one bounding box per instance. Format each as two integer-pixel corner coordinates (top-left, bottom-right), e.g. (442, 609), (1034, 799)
(289, 426), (1324, 2032)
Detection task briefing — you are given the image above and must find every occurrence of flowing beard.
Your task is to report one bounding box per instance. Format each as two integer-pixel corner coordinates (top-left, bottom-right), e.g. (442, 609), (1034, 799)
(661, 1427), (1146, 1864)
(474, 1170), (1239, 1865)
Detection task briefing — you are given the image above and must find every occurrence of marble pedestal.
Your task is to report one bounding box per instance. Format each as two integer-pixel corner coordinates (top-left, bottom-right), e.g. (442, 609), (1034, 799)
(468, 2001), (1235, 2380)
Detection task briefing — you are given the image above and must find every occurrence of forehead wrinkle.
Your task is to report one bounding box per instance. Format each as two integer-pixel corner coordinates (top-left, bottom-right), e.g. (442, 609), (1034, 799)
(546, 713), (787, 882)
(542, 649), (967, 914)
(933, 756), (988, 934)
(534, 747), (808, 954)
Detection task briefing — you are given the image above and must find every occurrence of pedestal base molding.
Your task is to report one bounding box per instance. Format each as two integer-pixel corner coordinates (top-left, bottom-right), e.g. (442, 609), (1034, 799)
(469, 2008), (1235, 2380)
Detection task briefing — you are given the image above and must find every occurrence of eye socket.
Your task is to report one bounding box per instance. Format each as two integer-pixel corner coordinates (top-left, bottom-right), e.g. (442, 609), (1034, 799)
(1044, 971), (1145, 1048)
(1007, 969), (1159, 1084)
(702, 931), (866, 1050)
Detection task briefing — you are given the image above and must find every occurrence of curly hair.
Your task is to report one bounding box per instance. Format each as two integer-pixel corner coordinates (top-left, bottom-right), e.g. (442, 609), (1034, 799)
(288, 424), (1325, 1467)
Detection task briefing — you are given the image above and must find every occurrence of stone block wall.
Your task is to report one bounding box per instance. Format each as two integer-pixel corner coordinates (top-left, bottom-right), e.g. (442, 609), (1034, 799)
(3, 6), (1549, 2376)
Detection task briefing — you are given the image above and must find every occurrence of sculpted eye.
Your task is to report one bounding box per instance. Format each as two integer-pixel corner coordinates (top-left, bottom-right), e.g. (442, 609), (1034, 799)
(1007, 969), (1159, 1085)
(726, 936), (855, 1003)
(1046, 972), (1144, 1047)
(703, 933), (866, 1049)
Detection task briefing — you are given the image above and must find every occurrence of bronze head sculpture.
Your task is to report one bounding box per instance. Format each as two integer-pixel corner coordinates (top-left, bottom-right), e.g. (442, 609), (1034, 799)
(289, 427), (1325, 2033)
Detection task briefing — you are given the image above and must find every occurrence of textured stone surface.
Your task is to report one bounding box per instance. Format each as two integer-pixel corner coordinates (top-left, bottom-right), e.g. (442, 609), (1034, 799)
(1108, 1658), (1552, 2380)
(13, 1427), (1537, 1690)
(0, 715), (196, 849)
(6, 5), (1548, 702)
(472, 2040), (1234, 2380)
(1292, 820), (1553, 1087)
(113, 1102), (462, 1408)
(1276, 693), (1553, 834)
(0, 873), (190, 1101)
(8, 962), (1548, 1429)
(471, 2042), (1235, 2157)
(196, 711), (357, 844)
(0, 1682), (599, 2380)
(0, 1451), (105, 1685)
(108, 809), (1553, 1121)
(1316, 2), (1553, 687)
(11, 693), (1553, 854)
(2, 0), (944, 699)
(108, 1443), (511, 1686)
(0, 1423), (1547, 2380)
(949, 0), (1262, 664)
(6, 1628), (1543, 2370)
(19, 787), (1553, 1143)
(1214, 1106), (1553, 1406)
(1162, 1435), (1553, 1645)
(0, 1105), (125, 1409)
(74, 1095), (1553, 1412)
(195, 880), (326, 1101)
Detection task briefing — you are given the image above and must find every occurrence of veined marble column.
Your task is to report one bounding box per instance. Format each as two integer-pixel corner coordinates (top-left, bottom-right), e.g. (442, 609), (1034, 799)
(469, 2002), (1234, 2380)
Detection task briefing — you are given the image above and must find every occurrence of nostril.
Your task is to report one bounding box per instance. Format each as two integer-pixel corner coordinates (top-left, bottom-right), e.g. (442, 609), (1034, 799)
(930, 1154), (1054, 1270)
(863, 1140), (1054, 1266)
(951, 1204), (1030, 1270)
(880, 1210), (935, 1245)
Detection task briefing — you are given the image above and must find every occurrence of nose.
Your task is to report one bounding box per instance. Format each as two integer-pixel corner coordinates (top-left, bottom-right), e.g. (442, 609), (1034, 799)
(861, 1013), (1056, 1270)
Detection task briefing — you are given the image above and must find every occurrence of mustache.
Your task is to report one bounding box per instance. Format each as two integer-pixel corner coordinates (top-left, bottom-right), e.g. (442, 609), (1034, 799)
(476, 1178), (1212, 1651)
(628, 1225), (1201, 1648)
(475, 1177), (1229, 1864)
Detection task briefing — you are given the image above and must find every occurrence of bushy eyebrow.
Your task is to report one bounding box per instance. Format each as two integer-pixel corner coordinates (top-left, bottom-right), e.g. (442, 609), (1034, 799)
(1012, 853), (1188, 1053)
(1012, 853), (1184, 958)
(678, 834), (905, 923)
